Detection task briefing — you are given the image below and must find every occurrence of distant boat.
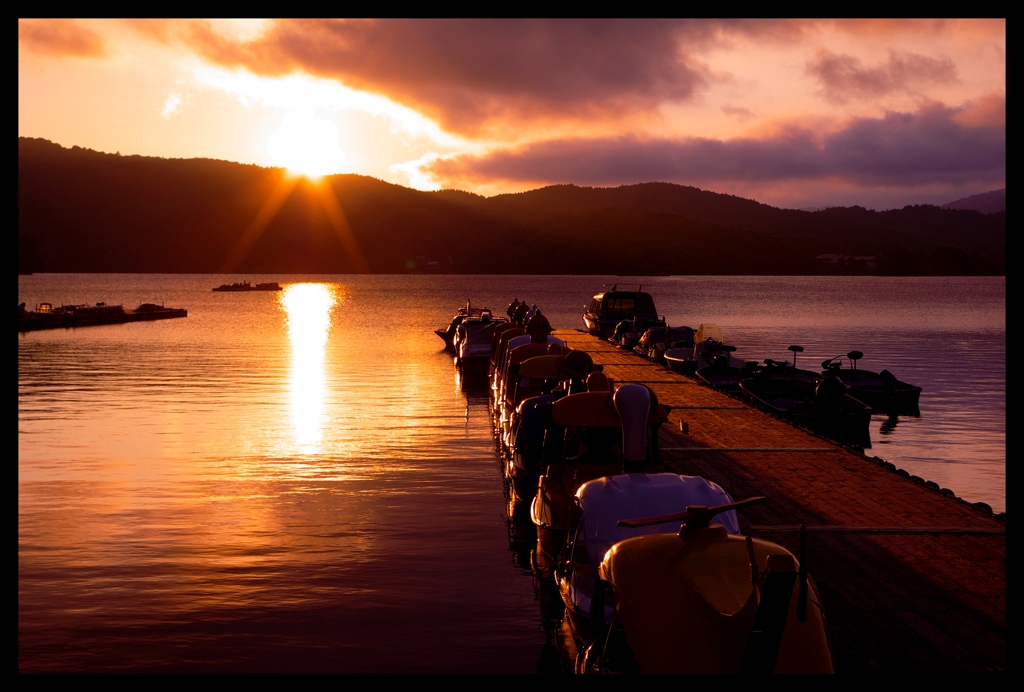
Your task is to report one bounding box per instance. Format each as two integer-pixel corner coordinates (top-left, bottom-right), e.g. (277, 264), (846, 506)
(212, 281), (282, 292)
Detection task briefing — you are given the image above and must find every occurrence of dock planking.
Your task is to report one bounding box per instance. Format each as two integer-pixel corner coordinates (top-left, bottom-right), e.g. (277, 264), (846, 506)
(554, 330), (1005, 673)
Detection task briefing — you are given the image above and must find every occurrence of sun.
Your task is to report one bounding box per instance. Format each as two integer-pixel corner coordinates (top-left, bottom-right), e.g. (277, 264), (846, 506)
(267, 111), (346, 179)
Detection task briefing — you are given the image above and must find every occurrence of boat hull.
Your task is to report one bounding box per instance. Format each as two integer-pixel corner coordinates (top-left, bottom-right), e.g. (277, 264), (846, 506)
(739, 378), (873, 447)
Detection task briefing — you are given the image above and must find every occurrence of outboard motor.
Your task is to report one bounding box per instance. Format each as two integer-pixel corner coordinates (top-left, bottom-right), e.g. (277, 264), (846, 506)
(512, 302), (529, 326)
(815, 375), (846, 414)
(506, 298), (521, 318)
(525, 312), (553, 343)
(879, 369), (900, 405)
(614, 384), (650, 473)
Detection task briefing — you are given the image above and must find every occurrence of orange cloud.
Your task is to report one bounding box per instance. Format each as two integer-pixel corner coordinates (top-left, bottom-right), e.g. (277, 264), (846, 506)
(953, 93), (1005, 129)
(131, 19), (714, 137)
(19, 19), (107, 58)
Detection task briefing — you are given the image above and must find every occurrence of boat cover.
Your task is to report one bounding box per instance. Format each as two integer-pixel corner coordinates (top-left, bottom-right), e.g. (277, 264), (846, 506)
(576, 473), (738, 575)
(600, 531), (833, 673)
(662, 347), (691, 362)
(518, 355), (562, 379)
(505, 333), (565, 352)
(695, 324), (726, 344)
(562, 473), (738, 621)
(513, 394), (558, 474)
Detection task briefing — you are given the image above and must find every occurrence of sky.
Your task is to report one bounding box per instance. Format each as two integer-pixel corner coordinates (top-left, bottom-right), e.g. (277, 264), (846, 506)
(18, 19), (1005, 210)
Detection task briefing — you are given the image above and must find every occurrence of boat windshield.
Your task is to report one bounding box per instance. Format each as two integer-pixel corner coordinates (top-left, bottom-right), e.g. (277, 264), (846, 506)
(465, 321), (500, 341)
(602, 293), (658, 320)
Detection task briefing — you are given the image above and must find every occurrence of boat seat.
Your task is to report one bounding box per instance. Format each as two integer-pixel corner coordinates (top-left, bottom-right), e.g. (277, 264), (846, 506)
(519, 354), (563, 379)
(587, 372), (613, 392)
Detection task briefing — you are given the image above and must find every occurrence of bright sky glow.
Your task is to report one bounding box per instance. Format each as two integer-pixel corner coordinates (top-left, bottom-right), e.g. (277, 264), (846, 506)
(267, 111), (345, 178)
(18, 18), (1005, 209)
(195, 68), (472, 148)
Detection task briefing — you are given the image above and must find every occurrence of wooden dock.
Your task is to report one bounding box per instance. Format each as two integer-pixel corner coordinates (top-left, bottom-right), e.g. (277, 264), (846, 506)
(554, 330), (1005, 673)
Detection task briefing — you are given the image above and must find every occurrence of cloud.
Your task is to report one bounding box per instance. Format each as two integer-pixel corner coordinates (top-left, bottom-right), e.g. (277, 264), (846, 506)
(19, 19), (107, 58)
(136, 19), (714, 136)
(806, 49), (957, 103)
(161, 92), (183, 118)
(721, 105), (755, 121)
(424, 99), (1004, 190)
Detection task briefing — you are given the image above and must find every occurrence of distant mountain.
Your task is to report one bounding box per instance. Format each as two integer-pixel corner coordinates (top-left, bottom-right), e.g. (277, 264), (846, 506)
(18, 138), (1005, 275)
(941, 189), (1005, 214)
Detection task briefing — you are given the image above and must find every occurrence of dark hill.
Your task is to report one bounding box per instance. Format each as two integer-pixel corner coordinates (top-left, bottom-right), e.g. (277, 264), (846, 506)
(18, 138), (1004, 275)
(941, 189), (1005, 214)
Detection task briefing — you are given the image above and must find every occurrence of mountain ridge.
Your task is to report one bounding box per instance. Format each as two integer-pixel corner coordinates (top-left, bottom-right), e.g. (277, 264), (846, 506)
(18, 138), (1004, 275)
(941, 189), (1005, 214)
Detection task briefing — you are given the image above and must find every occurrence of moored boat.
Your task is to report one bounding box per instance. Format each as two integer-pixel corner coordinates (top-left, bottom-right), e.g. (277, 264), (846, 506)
(453, 309), (507, 372)
(583, 285), (663, 340)
(435, 299), (488, 349)
(739, 363), (873, 447)
(820, 351), (922, 415)
(557, 472), (741, 649)
(530, 383), (671, 573)
(634, 324), (695, 361)
(580, 499), (834, 673)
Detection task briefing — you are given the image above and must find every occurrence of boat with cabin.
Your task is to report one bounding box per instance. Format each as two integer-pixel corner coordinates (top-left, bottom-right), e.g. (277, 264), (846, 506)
(583, 285), (663, 340)
(435, 299), (490, 350)
(454, 309), (507, 371)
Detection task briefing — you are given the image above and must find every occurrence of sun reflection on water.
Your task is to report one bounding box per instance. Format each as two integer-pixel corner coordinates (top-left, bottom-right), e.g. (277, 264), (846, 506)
(281, 283), (337, 453)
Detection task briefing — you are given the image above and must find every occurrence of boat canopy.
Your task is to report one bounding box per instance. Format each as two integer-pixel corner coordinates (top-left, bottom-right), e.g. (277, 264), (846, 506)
(695, 324), (726, 344)
(575, 474), (739, 575)
(505, 333), (565, 352)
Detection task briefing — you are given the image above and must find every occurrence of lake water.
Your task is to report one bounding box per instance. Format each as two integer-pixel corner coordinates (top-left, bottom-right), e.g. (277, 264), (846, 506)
(18, 274), (1005, 672)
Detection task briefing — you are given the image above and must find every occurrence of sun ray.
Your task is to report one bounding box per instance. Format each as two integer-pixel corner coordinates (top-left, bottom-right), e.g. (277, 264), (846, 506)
(219, 172), (301, 273)
(312, 178), (370, 273)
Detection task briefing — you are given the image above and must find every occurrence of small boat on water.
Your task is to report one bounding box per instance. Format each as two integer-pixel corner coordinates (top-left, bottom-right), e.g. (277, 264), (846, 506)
(634, 324), (695, 361)
(435, 299), (490, 350)
(820, 351), (922, 415)
(557, 472), (741, 648)
(579, 498), (834, 673)
(663, 347), (697, 375)
(530, 384), (671, 572)
(696, 355), (764, 395)
(739, 359), (873, 447)
(453, 309), (507, 371)
(663, 324), (740, 376)
(212, 281), (282, 292)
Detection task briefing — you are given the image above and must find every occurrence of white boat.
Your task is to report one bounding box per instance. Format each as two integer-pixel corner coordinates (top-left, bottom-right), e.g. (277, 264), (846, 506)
(454, 310), (506, 370)
(557, 471), (740, 645)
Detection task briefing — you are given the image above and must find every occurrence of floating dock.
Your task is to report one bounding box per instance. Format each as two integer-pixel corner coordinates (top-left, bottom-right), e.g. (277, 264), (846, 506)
(554, 330), (1005, 673)
(18, 303), (187, 332)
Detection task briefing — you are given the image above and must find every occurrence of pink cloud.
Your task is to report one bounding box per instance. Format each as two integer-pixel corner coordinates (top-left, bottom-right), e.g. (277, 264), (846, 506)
(426, 99), (1004, 191)
(806, 49), (957, 103)
(19, 19), (107, 58)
